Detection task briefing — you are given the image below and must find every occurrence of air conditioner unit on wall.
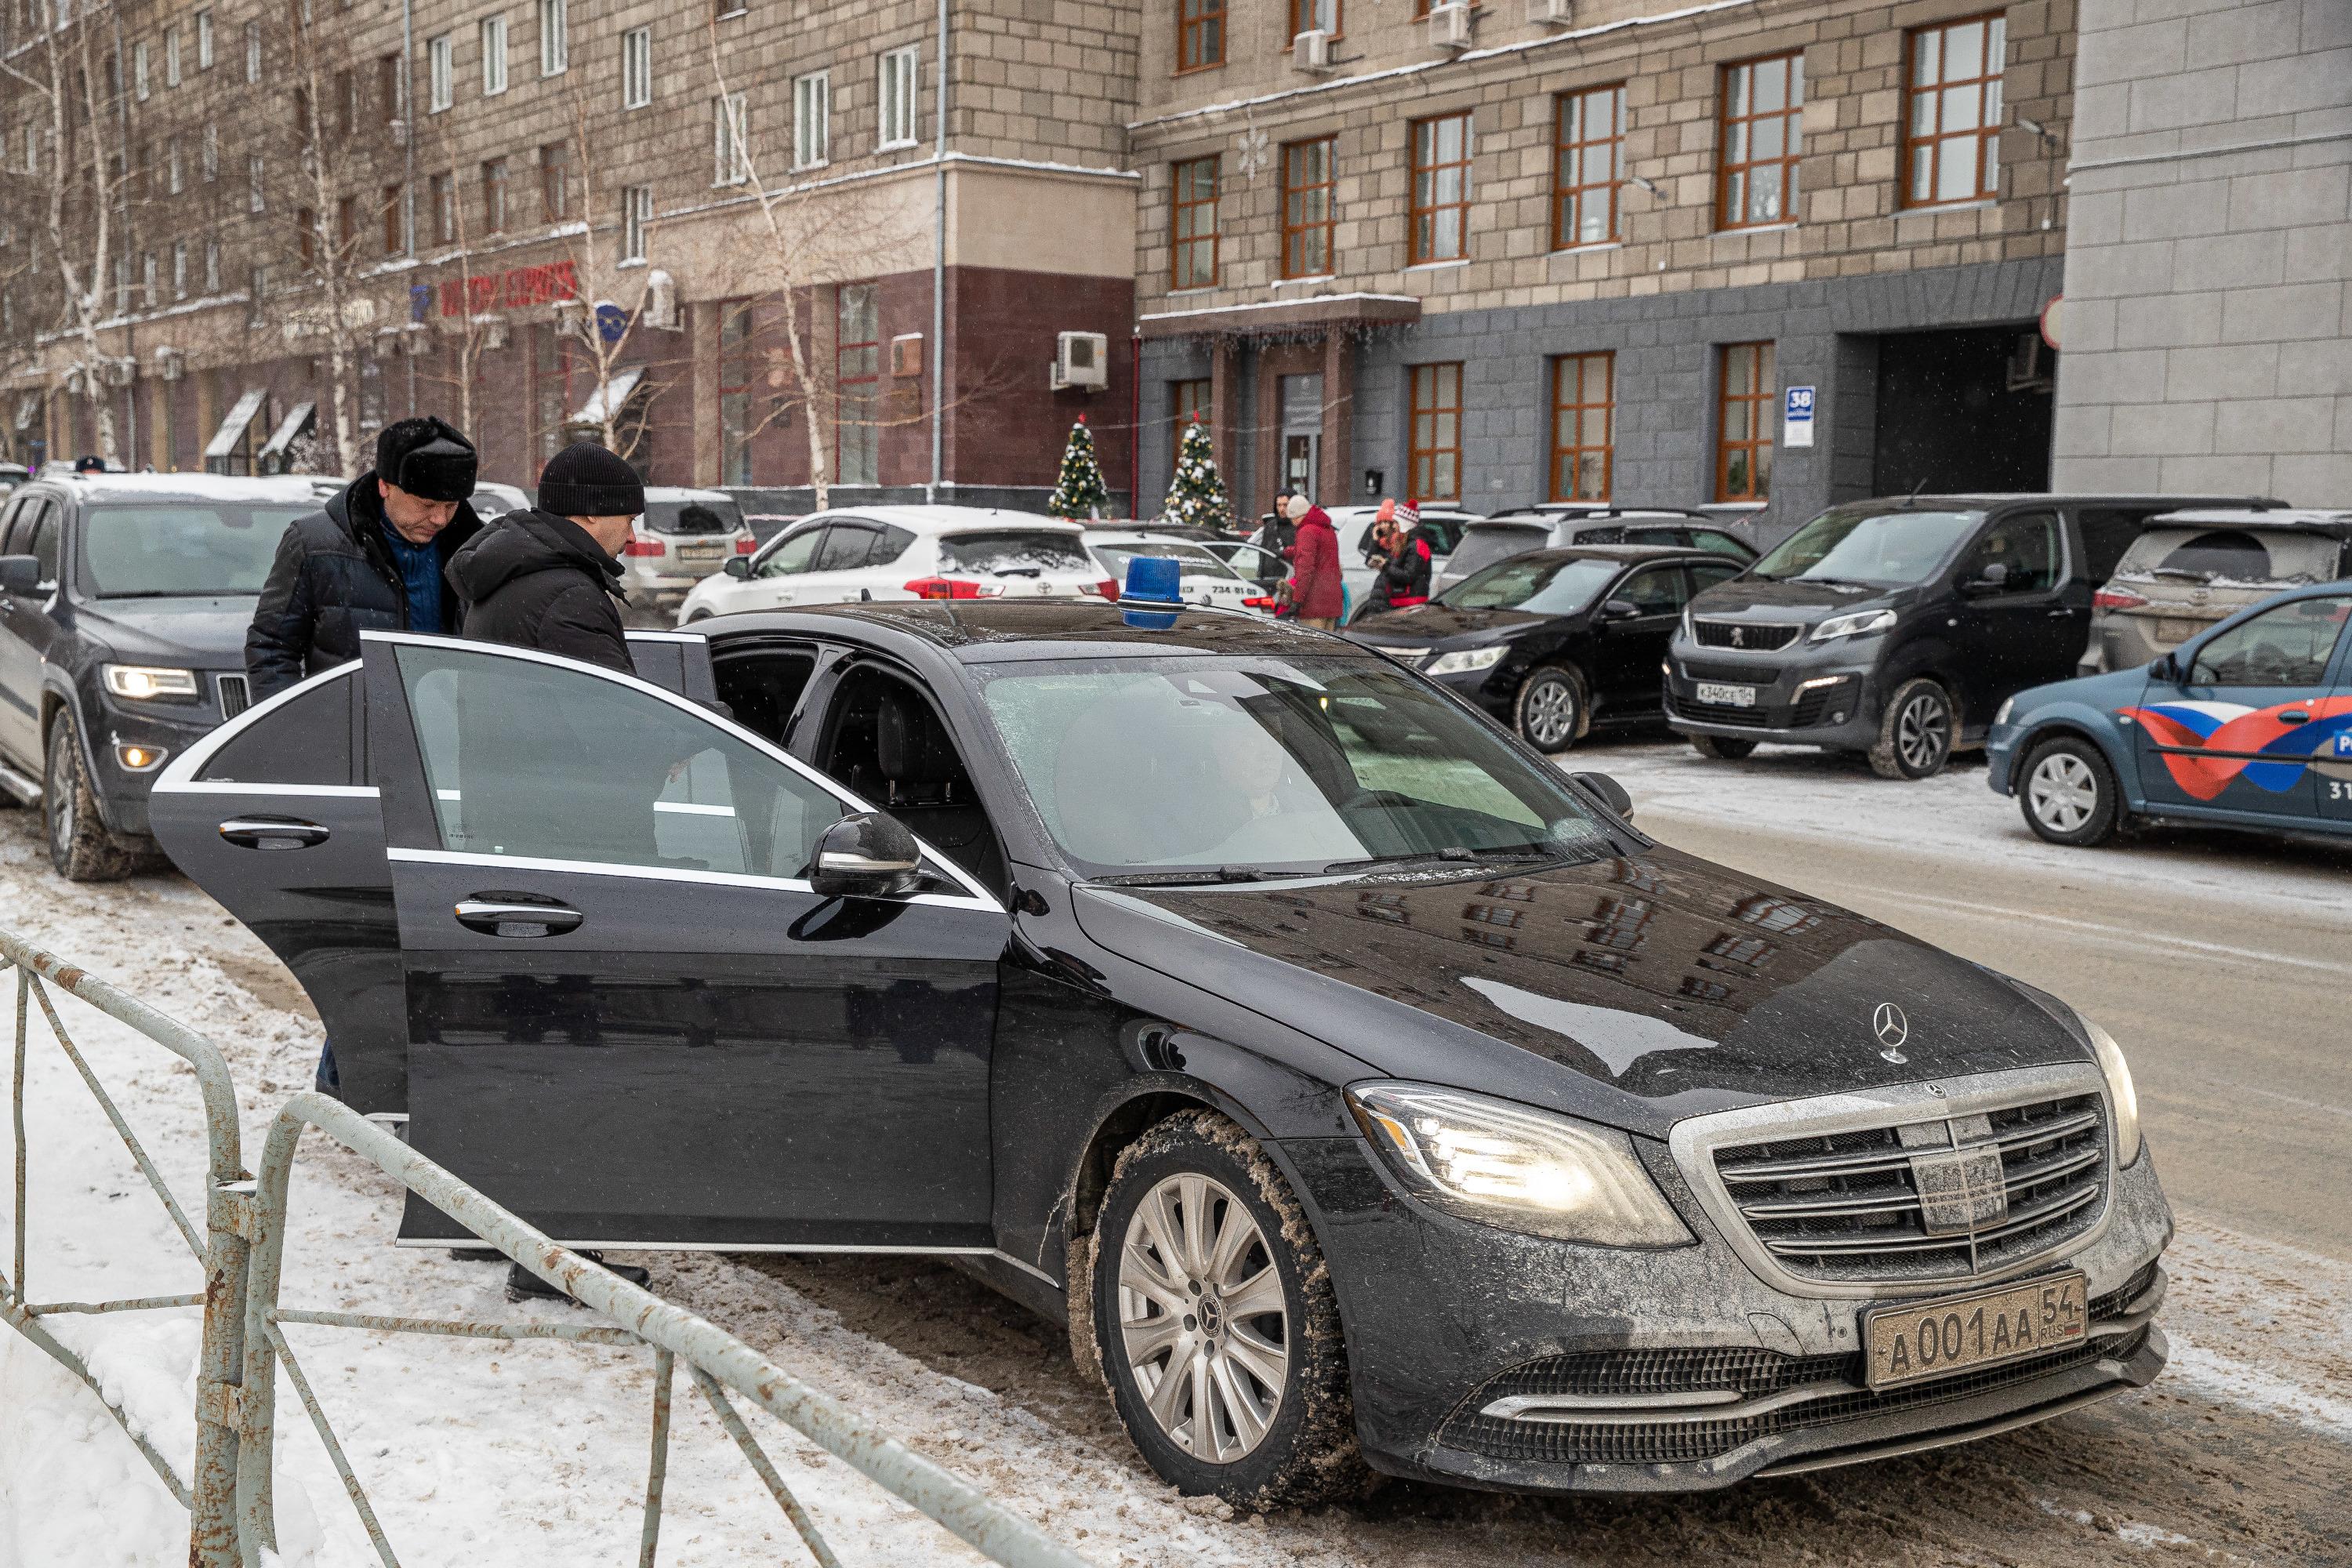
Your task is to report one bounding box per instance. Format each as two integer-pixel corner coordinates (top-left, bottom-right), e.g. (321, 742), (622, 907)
(1051, 331), (1109, 392)
(1292, 28), (1334, 74)
(890, 332), (924, 378)
(1428, 2), (1474, 49)
(1529, 0), (1573, 26)
(641, 269), (681, 331)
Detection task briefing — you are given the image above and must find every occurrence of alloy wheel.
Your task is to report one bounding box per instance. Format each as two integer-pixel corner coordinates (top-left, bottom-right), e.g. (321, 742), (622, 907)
(1523, 677), (1577, 750)
(2028, 751), (2099, 833)
(1116, 1172), (1290, 1464)
(1896, 691), (1950, 773)
(45, 734), (74, 861)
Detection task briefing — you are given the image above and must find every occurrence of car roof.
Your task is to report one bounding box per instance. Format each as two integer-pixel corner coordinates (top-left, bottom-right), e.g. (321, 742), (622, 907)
(702, 600), (1364, 662)
(1083, 530), (1216, 546)
(1512, 543), (1712, 564)
(1478, 506), (1709, 522)
(1842, 492), (2281, 507)
(798, 504), (1083, 535)
(2144, 507), (2352, 533)
(644, 485), (735, 503)
(23, 472), (325, 504)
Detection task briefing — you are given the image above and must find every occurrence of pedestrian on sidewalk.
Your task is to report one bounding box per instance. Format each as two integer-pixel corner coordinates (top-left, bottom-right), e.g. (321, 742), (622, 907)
(1285, 493), (1344, 630)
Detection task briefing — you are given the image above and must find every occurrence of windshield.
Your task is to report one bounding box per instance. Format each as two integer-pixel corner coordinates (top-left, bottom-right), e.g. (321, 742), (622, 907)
(1441, 554), (1622, 614)
(973, 655), (1610, 879)
(938, 530), (1093, 576)
(78, 503), (309, 597)
(1092, 541), (1245, 581)
(1443, 524), (1548, 581)
(1751, 506), (1984, 586)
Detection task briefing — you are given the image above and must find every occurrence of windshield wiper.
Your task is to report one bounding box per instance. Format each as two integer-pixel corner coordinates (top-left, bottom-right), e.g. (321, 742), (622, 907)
(1319, 845), (1558, 875)
(1091, 866), (1276, 887)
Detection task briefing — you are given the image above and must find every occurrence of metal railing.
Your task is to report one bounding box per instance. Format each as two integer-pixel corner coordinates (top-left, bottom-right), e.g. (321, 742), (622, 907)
(0, 927), (1101, 1568)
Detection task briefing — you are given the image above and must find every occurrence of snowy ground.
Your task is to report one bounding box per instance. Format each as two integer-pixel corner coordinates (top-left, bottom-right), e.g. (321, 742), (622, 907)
(4, 747), (2352, 1566)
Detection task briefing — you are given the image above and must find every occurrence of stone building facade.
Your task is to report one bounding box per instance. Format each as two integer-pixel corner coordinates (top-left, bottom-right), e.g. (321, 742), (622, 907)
(0, 0), (1144, 511)
(2051, 0), (2350, 503)
(1131, 0), (2078, 539)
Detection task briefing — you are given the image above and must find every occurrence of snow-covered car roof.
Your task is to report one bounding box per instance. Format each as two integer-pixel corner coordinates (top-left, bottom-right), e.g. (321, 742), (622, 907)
(644, 485), (736, 503)
(35, 472), (328, 503)
(808, 504), (1085, 536)
(2147, 507), (2352, 534)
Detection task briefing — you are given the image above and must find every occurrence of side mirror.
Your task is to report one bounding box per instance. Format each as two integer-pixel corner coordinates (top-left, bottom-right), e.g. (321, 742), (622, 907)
(1961, 561), (2009, 596)
(1569, 771), (1635, 821)
(722, 555), (752, 579)
(1599, 598), (1641, 621)
(0, 555), (39, 594)
(809, 811), (922, 899)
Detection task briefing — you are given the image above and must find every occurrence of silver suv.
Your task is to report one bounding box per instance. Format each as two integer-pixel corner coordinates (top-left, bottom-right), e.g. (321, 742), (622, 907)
(2081, 507), (2352, 673)
(619, 486), (753, 609)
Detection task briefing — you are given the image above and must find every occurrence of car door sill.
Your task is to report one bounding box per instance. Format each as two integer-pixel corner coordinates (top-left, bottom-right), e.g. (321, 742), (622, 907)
(390, 1236), (1020, 1266)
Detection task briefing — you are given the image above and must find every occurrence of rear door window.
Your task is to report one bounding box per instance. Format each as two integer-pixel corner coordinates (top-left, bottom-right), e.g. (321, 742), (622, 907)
(1690, 528), (1753, 559)
(1961, 510), (2063, 593)
(2190, 596), (2352, 687)
(814, 524), (879, 572)
(1614, 564), (1690, 613)
(196, 670), (357, 785)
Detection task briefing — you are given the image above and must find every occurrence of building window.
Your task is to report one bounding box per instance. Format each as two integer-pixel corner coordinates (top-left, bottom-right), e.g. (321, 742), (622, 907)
(1720, 53), (1802, 229)
(622, 26), (652, 110)
(1408, 362), (1462, 503)
(383, 181), (407, 255)
(165, 27), (181, 86)
(1553, 84), (1624, 249)
(1171, 154), (1218, 289)
(878, 45), (918, 148)
(481, 157), (509, 234)
(1280, 136), (1334, 279)
(243, 20), (260, 84)
(539, 141), (572, 222)
(791, 72), (827, 169)
(430, 171), (455, 245)
(1715, 341), (1774, 502)
(133, 41), (149, 100)
(195, 9), (213, 70)
(1178, 0), (1225, 71)
(836, 283), (880, 487)
(719, 303), (757, 485)
(621, 184), (652, 261)
(337, 194), (357, 251)
(1548, 352), (1613, 502)
(1905, 13), (2005, 208)
(715, 91), (753, 184)
(481, 15), (508, 96)
(247, 153), (264, 213)
(1290, 0), (1338, 38)
(298, 209), (318, 270)
(171, 241), (187, 299)
(204, 238), (220, 292)
(1410, 113), (1471, 264)
(335, 67), (356, 135)
(142, 251), (158, 305)
(427, 34), (452, 112)
(202, 123), (219, 180)
(167, 144), (183, 194)
(539, 0), (568, 76)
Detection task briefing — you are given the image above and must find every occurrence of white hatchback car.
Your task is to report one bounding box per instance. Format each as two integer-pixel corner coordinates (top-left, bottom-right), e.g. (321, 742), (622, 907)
(677, 505), (1114, 622)
(1083, 531), (1270, 614)
(619, 487), (755, 608)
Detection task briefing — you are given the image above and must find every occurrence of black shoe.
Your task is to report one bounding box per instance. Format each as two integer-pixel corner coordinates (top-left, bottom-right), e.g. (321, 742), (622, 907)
(505, 1251), (652, 1303)
(448, 1247), (504, 1262)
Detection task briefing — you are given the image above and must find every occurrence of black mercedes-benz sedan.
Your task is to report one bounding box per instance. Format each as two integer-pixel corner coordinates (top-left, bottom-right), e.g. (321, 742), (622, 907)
(149, 602), (2171, 1505)
(1348, 545), (1745, 753)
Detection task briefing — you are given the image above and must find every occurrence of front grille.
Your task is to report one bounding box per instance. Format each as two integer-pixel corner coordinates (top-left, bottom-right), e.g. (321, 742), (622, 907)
(1682, 661), (1777, 684)
(1712, 1094), (2108, 1286)
(216, 673), (251, 719)
(1693, 619), (1802, 652)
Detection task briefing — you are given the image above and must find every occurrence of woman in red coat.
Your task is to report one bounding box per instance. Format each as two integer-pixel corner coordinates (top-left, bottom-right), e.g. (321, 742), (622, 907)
(1285, 495), (1344, 629)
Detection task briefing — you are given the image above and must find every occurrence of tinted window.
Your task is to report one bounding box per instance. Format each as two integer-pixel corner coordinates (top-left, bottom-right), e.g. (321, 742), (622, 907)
(27, 503), (60, 583)
(1445, 554), (1622, 615)
(1443, 524), (1548, 580)
(1619, 527), (1690, 549)
(1613, 565), (1687, 612)
(871, 524), (916, 565)
(2189, 596), (2352, 688)
(197, 671), (355, 785)
(394, 641), (846, 877)
(814, 524), (877, 572)
(1414, 517), (1469, 556)
(1092, 540), (1244, 580)
(2076, 507), (2147, 583)
(1960, 510), (2061, 593)
(79, 503), (308, 597)
(1753, 506), (1984, 586)
(0, 495), (33, 554)
(1690, 529), (1754, 560)
(2156, 531), (2271, 580)
(644, 497), (745, 535)
(1566, 524), (1627, 545)
(755, 526), (827, 579)
(936, 530), (1091, 574)
(1691, 561), (1744, 593)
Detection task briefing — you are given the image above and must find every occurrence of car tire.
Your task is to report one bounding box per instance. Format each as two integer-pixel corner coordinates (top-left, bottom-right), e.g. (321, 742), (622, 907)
(1688, 733), (1759, 760)
(1867, 677), (1955, 780)
(1087, 1110), (1362, 1510)
(44, 708), (139, 883)
(2019, 735), (2122, 848)
(1515, 666), (1586, 753)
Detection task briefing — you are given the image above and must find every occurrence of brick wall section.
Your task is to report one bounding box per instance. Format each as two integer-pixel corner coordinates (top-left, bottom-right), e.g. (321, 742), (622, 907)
(2052, 0), (2351, 501)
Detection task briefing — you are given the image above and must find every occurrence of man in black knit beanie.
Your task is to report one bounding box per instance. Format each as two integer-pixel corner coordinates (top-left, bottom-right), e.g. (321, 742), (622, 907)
(444, 439), (644, 675)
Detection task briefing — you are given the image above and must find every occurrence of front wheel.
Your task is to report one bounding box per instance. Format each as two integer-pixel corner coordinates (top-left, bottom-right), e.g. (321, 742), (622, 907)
(44, 708), (139, 882)
(1868, 677), (1955, 780)
(1515, 666), (1586, 753)
(1087, 1111), (1361, 1508)
(2020, 735), (2122, 847)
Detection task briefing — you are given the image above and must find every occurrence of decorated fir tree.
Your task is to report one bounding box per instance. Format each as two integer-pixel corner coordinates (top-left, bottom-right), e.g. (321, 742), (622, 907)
(1160, 413), (1229, 532)
(1047, 416), (1111, 520)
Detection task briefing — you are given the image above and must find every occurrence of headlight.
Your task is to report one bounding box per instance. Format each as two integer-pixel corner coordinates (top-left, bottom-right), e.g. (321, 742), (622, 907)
(1809, 608), (1897, 641)
(2081, 1017), (2142, 1167)
(1346, 1083), (1693, 1247)
(103, 664), (201, 701)
(1425, 645), (1507, 677)
(1993, 696), (2016, 727)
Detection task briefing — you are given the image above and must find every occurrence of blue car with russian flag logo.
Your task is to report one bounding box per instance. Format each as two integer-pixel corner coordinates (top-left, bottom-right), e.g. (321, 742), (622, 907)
(1988, 581), (2352, 846)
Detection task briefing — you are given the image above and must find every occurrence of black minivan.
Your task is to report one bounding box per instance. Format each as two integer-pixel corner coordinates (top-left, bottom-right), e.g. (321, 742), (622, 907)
(1665, 493), (2277, 779)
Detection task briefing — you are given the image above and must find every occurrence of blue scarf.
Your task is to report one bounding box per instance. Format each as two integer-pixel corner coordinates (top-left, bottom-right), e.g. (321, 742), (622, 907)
(379, 515), (446, 634)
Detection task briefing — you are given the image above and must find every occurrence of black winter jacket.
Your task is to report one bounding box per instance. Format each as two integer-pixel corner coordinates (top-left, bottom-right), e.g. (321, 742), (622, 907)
(245, 472), (483, 700)
(445, 509), (635, 676)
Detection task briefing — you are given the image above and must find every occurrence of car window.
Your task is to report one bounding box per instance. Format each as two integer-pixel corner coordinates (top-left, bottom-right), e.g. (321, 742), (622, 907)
(871, 524), (916, 566)
(196, 670), (355, 786)
(1690, 529), (1752, 559)
(644, 497), (746, 535)
(2076, 508), (2147, 583)
(1445, 554), (1622, 615)
(27, 503), (60, 584)
(756, 526), (829, 579)
(1613, 565), (1688, 613)
(0, 494), (31, 554)
(2150, 530), (2272, 582)
(1691, 561), (1744, 593)
(1093, 540), (1243, 580)
(1959, 510), (2062, 593)
(1754, 506), (1983, 586)
(937, 530), (1092, 575)
(2188, 596), (2352, 688)
(1414, 517), (1468, 556)
(78, 503), (308, 597)
(1568, 524), (1627, 545)
(1443, 524), (1548, 581)
(1620, 527), (1689, 548)
(814, 524), (877, 573)
(394, 641), (848, 879)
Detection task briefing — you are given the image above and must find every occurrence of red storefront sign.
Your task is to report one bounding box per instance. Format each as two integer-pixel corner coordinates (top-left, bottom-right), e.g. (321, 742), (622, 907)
(437, 259), (581, 318)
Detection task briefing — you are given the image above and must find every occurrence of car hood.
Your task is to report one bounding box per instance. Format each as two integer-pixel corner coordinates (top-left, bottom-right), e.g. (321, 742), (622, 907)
(73, 597), (256, 665)
(2010, 665), (2149, 716)
(1072, 845), (2087, 1137)
(1348, 604), (1552, 646)
(1688, 577), (1909, 623)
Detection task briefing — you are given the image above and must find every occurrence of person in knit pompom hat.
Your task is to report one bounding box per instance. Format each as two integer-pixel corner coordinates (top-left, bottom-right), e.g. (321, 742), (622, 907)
(444, 439), (644, 677)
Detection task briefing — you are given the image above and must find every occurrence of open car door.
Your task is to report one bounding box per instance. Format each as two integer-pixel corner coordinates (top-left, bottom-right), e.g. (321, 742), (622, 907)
(148, 631), (719, 1117)
(358, 631), (1007, 1250)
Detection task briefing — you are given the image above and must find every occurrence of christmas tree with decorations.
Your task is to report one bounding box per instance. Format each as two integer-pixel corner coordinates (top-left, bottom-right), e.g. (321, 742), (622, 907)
(1047, 416), (1110, 520)
(1160, 412), (1229, 531)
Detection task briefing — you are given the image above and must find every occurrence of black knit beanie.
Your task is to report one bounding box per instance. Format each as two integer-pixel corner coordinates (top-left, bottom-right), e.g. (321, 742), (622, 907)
(538, 441), (645, 518)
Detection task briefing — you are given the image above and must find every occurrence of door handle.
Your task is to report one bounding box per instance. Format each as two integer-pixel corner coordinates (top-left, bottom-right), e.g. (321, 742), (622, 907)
(218, 818), (330, 850)
(2045, 608), (2074, 617)
(454, 899), (584, 938)
(2279, 710), (2311, 724)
